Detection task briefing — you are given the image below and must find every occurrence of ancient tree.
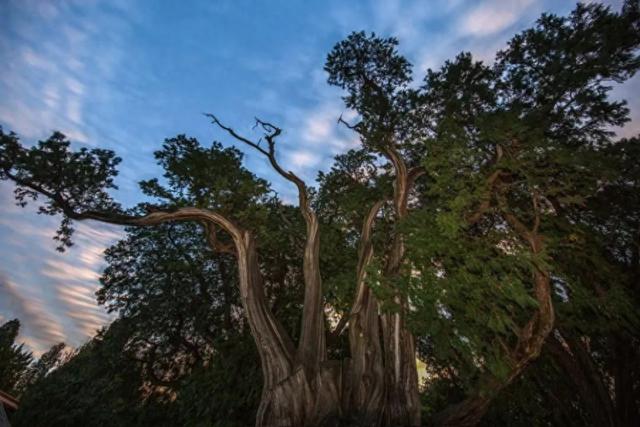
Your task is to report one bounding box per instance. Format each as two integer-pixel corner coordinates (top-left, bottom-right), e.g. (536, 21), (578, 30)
(2, 2), (640, 426)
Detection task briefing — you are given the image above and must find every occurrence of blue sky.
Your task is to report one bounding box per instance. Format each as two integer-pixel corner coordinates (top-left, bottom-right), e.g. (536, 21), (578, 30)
(0, 0), (637, 356)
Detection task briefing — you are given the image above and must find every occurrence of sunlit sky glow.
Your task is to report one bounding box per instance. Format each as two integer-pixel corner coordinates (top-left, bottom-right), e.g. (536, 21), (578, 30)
(0, 0), (637, 356)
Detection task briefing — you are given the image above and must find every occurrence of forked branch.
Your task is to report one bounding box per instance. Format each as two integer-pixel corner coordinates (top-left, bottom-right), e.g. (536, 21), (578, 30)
(205, 113), (311, 213)
(207, 114), (326, 370)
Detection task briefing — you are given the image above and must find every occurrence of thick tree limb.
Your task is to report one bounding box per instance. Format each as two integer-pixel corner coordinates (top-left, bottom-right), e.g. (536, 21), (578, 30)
(2, 164), (299, 391)
(352, 200), (385, 315)
(348, 199), (386, 421)
(338, 94), (422, 422)
(207, 114), (326, 371)
(467, 145), (504, 225)
(376, 140), (421, 425)
(466, 169), (503, 225)
(407, 165), (425, 187)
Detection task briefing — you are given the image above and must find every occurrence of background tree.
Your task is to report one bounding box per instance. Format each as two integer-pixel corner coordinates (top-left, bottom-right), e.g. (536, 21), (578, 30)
(13, 319), (155, 427)
(15, 341), (67, 391)
(479, 136), (640, 426)
(0, 319), (32, 395)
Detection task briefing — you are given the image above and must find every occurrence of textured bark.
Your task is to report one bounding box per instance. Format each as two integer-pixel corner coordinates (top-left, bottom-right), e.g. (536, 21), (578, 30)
(378, 145), (421, 427)
(6, 119), (510, 426)
(347, 201), (386, 425)
(9, 137), (555, 426)
(297, 198), (326, 372)
(208, 115), (326, 372)
(51, 117), (425, 427)
(434, 277), (554, 426)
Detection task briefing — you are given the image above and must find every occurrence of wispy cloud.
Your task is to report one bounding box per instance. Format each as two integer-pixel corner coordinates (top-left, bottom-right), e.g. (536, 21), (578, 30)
(0, 182), (119, 355)
(460, 0), (536, 37)
(0, 1), (137, 145)
(0, 274), (66, 356)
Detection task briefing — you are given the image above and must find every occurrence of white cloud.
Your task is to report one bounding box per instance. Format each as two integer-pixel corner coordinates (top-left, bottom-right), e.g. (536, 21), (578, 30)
(289, 150), (321, 168)
(21, 48), (56, 71)
(65, 77), (85, 96)
(43, 260), (101, 282)
(460, 0), (536, 37)
(304, 115), (333, 143)
(0, 4), (134, 147)
(367, 0), (464, 51)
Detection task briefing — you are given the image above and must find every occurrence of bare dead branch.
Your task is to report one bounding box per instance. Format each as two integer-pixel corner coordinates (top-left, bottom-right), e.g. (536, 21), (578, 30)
(337, 112), (359, 130)
(205, 113), (311, 210)
(205, 113), (270, 157)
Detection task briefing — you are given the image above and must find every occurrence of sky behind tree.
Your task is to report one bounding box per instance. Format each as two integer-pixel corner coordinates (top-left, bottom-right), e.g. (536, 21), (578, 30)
(0, 0), (637, 355)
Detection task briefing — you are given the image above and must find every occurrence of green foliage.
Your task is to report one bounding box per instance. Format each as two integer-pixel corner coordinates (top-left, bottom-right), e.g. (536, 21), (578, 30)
(316, 148), (389, 314)
(174, 333), (260, 427)
(14, 320), (149, 427)
(325, 31), (411, 119)
(11, 136), (306, 426)
(139, 135), (271, 227)
(15, 320), (262, 427)
(16, 342), (67, 392)
(325, 31), (421, 154)
(0, 129), (121, 250)
(496, 1), (640, 145)
(98, 221), (237, 384)
(398, 3), (640, 403)
(0, 319), (33, 395)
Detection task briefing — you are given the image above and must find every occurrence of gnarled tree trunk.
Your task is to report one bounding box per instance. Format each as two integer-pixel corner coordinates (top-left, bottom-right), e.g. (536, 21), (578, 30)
(205, 119), (422, 426)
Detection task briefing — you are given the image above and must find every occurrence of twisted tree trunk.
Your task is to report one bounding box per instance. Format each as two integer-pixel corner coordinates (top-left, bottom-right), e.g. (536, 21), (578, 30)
(379, 145), (421, 427)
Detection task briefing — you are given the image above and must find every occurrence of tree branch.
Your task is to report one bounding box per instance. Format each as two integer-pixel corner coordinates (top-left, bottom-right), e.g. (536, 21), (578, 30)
(407, 165), (426, 186)
(205, 113), (310, 211)
(328, 312), (350, 340)
(467, 145), (504, 225)
(206, 114), (326, 370)
(337, 113), (359, 131)
(3, 165), (300, 387)
(352, 199), (385, 315)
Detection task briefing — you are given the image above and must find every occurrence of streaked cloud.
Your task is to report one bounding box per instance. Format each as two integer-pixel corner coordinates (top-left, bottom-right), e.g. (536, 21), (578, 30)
(43, 260), (101, 283)
(0, 182), (119, 355)
(0, 274), (66, 356)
